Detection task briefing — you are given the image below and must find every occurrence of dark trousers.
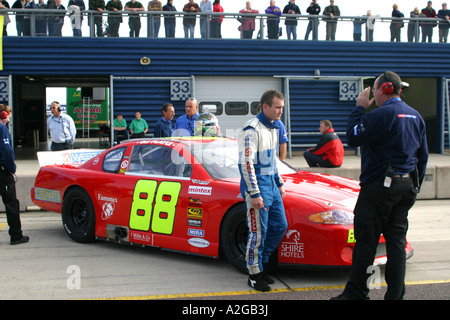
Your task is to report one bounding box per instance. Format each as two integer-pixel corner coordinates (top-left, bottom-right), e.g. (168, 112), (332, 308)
(129, 17), (141, 37)
(303, 150), (338, 168)
(51, 141), (70, 151)
(0, 170), (23, 242)
(267, 20), (279, 39)
(93, 16), (103, 37)
(342, 175), (417, 300)
(131, 132), (145, 139)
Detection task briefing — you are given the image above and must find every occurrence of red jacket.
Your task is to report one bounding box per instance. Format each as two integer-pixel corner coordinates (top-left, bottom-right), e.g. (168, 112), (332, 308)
(308, 128), (344, 166)
(212, 4), (224, 23)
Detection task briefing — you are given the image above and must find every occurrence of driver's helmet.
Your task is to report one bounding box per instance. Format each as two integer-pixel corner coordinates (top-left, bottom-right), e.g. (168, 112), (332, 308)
(194, 112), (220, 136)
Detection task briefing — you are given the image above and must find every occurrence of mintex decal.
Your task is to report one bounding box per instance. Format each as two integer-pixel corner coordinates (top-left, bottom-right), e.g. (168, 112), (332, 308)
(188, 186), (212, 196)
(34, 187), (61, 203)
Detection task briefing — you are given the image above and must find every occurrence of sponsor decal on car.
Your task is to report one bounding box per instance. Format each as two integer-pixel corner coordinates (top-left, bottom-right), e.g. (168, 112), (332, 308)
(187, 218), (202, 227)
(34, 187), (61, 203)
(191, 179), (210, 185)
(188, 186), (212, 196)
(280, 230), (305, 259)
(188, 228), (205, 237)
(187, 207), (203, 219)
(188, 238), (209, 248)
(189, 197), (203, 207)
(188, 237), (210, 248)
(130, 231), (152, 244)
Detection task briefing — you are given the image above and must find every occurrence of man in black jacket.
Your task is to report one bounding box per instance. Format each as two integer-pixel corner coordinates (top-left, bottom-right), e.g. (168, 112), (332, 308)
(0, 107), (29, 245)
(283, 0), (300, 40)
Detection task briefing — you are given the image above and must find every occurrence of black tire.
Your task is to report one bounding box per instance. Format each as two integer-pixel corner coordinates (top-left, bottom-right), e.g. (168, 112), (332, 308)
(62, 187), (96, 243)
(220, 204), (249, 274)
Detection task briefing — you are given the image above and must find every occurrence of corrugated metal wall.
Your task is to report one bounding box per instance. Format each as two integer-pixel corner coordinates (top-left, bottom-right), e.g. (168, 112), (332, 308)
(112, 78), (186, 132)
(288, 80), (353, 148)
(4, 37), (450, 78)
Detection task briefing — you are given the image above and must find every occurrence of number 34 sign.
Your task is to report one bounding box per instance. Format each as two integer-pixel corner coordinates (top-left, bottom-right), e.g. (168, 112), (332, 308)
(339, 80), (360, 101)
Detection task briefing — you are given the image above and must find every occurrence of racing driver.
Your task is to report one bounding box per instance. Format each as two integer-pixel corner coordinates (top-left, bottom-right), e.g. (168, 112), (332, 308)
(238, 90), (288, 292)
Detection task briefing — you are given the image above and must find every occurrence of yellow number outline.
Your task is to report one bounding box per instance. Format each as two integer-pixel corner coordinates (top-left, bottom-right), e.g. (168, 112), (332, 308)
(129, 180), (182, 235)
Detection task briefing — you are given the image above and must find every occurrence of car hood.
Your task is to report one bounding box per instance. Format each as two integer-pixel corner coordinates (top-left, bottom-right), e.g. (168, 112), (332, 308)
(282, 171), (360, 211)
(219, 170), (360, 212)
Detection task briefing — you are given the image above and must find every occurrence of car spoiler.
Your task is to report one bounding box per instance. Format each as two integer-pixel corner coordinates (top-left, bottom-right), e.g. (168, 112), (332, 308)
(37, 149), (104, 167)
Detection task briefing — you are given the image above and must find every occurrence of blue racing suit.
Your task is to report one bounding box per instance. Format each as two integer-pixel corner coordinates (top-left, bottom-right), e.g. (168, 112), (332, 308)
(238, 112), (287, 275)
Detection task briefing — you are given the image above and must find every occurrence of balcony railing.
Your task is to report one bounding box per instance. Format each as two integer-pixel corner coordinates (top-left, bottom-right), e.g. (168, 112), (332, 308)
(1, 9), (448, 43)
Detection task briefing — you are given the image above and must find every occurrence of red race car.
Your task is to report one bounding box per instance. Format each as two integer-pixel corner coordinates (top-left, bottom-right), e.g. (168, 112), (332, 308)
(31, 137), (413, 273)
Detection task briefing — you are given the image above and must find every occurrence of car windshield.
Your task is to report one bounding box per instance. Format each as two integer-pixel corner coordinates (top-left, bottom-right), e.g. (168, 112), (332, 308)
(190, 140), (297, 179)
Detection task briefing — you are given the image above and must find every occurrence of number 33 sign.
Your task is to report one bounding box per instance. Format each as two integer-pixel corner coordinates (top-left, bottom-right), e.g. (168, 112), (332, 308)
(171, 80), (192, 101)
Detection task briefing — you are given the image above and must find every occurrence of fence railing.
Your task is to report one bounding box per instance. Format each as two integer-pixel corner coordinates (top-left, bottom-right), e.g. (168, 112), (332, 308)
(1, 9), (449, 43)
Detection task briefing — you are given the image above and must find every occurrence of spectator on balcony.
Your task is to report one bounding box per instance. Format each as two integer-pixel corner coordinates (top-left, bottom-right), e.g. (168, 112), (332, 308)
(68, 0), (85, 37)
(124, 0), (144, 37)
(12, 0), (24, 36)
(421, 1), (437, 42)
(363, 10), (375, 42)
(35, 0), (48, 36)
(163, 0), (176, 37)
(105, 0), (122, 37)
(265, 0), (281, 39)
(0, 0), (11, 36)
(199, 0), (212, 38)
(89, 0), (105, 37)
(408, 7), (421, 42)
(438, 2), (450, 42)
(390, 4), (404, 42)
(148, 0), (162, 37)
(304, 0), (320, 40)
(323, 0), (340, 41)
(210, 0), (223, 38)
(23, 0), (36, 36)
(183, 0), (200, 38)
(238, 1), (258, 39)
(283, 0), (300, 40)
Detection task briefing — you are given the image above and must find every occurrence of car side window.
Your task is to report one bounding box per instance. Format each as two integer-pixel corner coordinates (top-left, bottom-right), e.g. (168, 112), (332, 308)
(128, 144), (191, 178)
(102, 147), (126, 173)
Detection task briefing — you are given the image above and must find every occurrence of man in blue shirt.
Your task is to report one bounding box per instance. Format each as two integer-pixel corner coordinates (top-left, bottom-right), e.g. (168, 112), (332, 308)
(153, 103), (175, 137)
(173, 98), (200, 136)
(47, 101), (77, 151)
(0, 108), (29, 245)
(333, 71), (428, 300)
